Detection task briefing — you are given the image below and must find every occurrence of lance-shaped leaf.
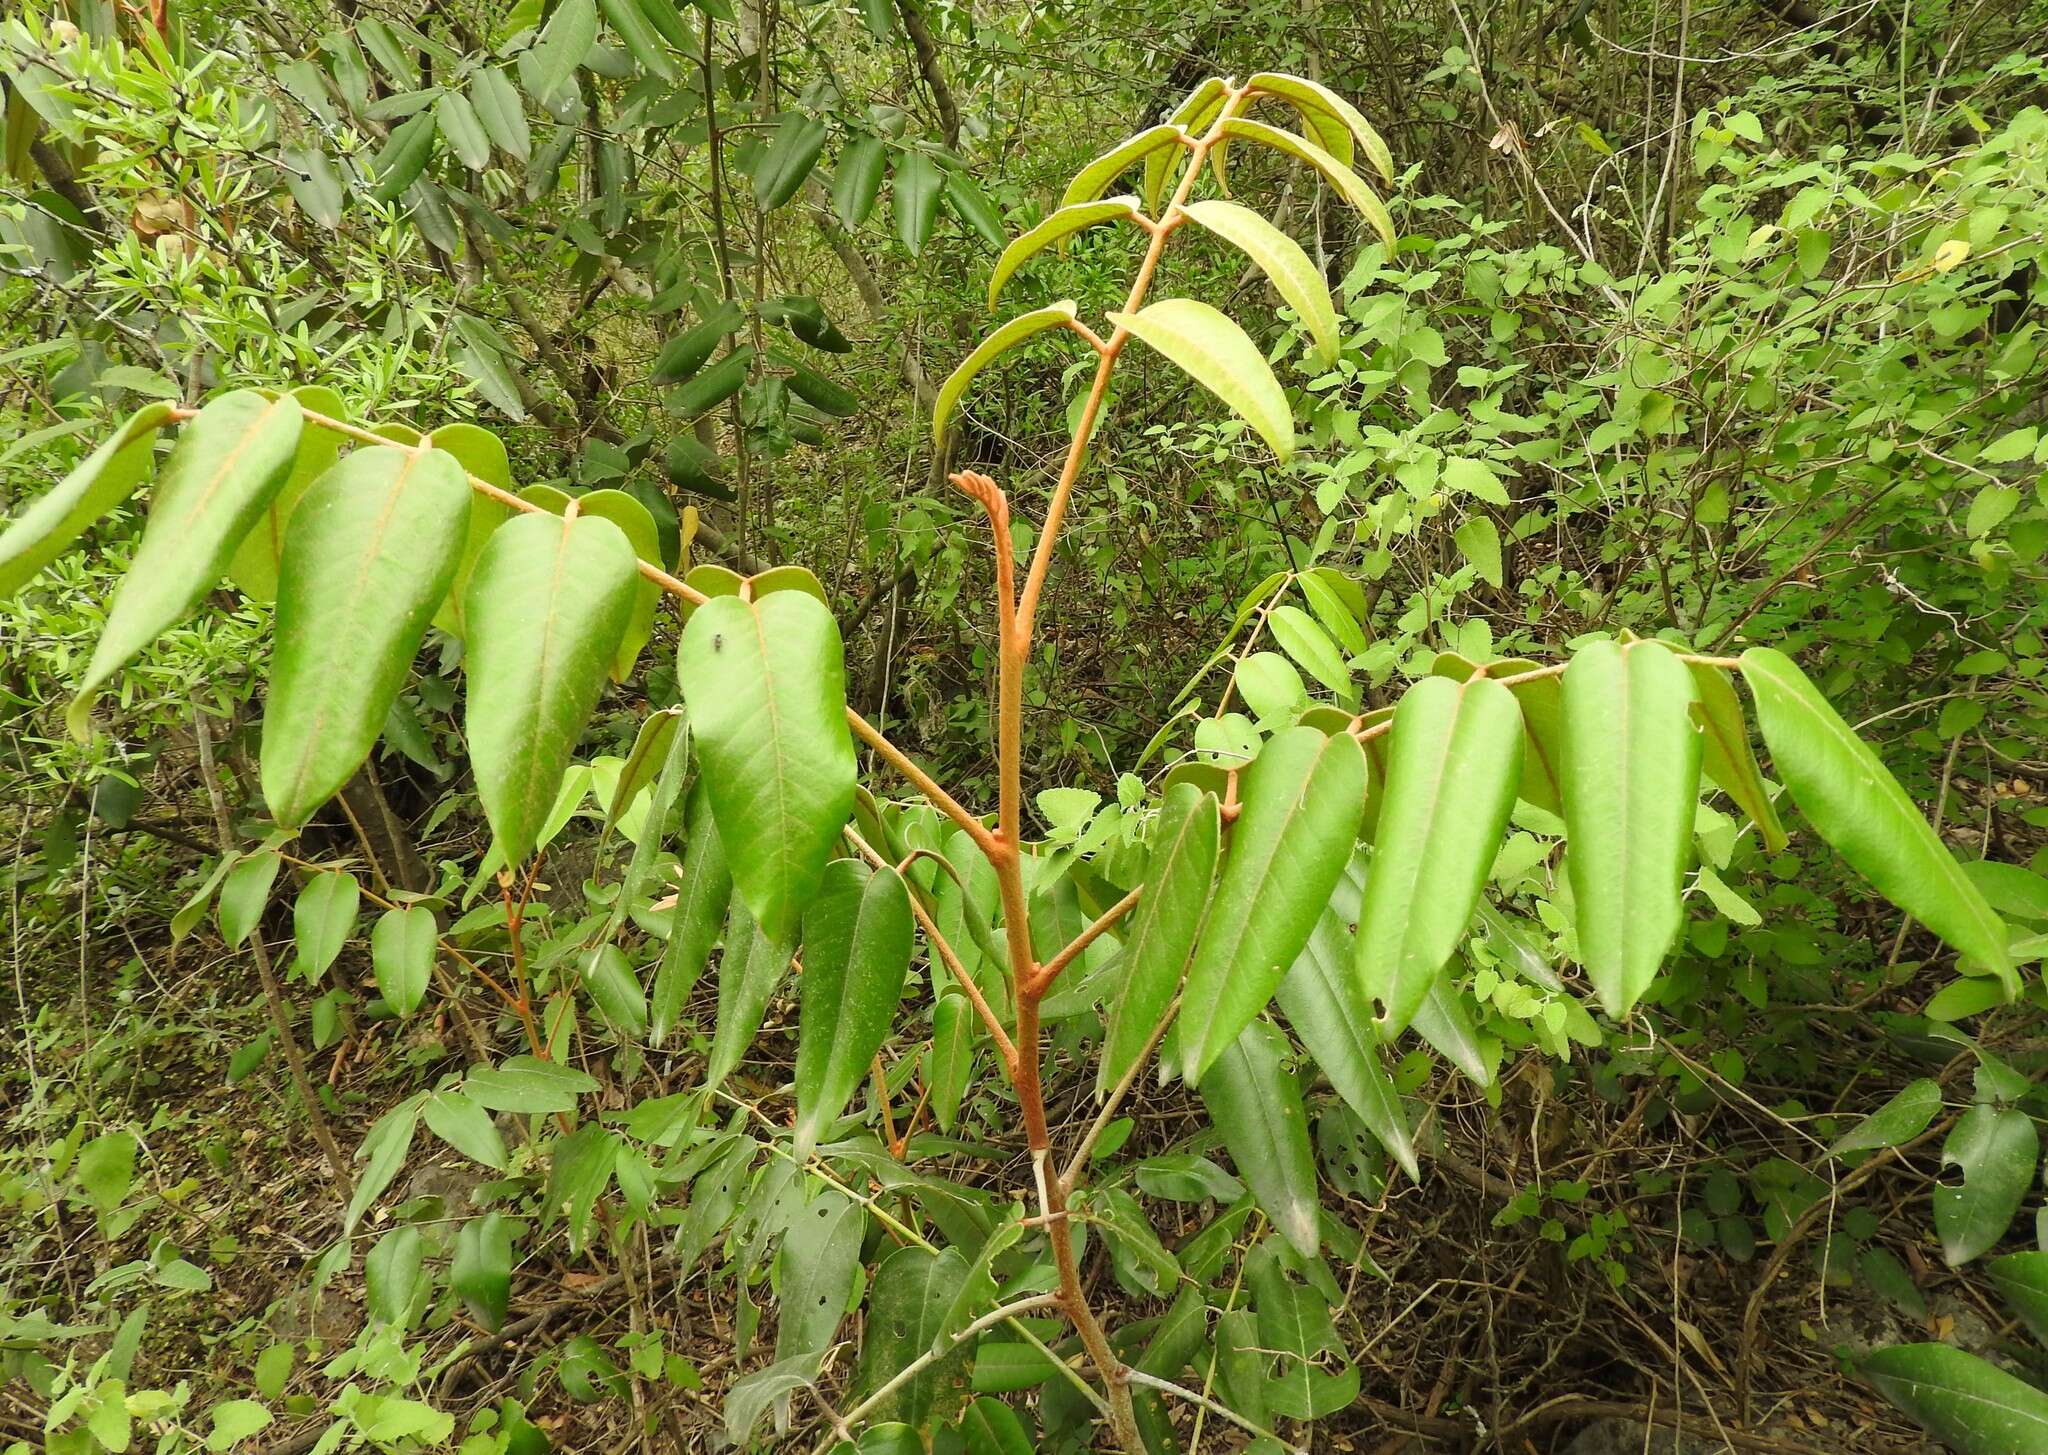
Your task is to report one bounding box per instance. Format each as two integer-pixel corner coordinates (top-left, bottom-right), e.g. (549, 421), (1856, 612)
(452, 1211), (512, 1331)
(228, 385), (347, 603)
(468, 68), (529, 164)
(678, 590), (857, 944)
(703, 892), (795, 1093)
(1562, 641), (1702, 1017)
(1245, 72), (1395, 183)
(1061, 123), (1185, 207)
(931, 301), (1078, 446)
(1862, 1343), (2048, 1454)
(793, 861), (914, 1159)
(856, 1246), (973, 1428)
(1181, 199), (1341, 367)
(1680, 658), (1788, 851)
(0, 401), (172, 597)
(1740, 647), (2012, 987)
(1217, 117), (1395, 249)
(464, 509), (638, 864)
(1108, 298), (1295, 463)
(1176, 725), (1365, 1083)
(369, 111), (438, 204)
(927, 992), (974, 1133)
(436, 91), (491, 170)
(1356, 675), (1521, 1034)
(753, 113), (828, 211)
(424, 422), (515, 638)
(774, 1190), (864, 1364)
(1145, 79), (1226, 212)
(70, 390), (303, 738)
(1099, 783), (1220, 1096)
(598, 0), (677, 81)
(893, 149), (943, 255)
(651, 782), (731, 1045)
(987, 198), (1139, 310)
(1201, 1020), (1320, 1257)
(260, 446), (470, 828)
(832, 135), (886, 228)
(1987, 1253), (2048, 1345)
(518, 0), (594, 105)
(1276, 895), (1420, 1182)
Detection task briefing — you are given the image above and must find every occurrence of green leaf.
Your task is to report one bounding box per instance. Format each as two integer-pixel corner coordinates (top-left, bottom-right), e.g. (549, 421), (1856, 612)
(260, 446), (470, 828)
(524, 486), (661, 681)
(793, 861), (913, 1158)
(219, 850), (281, 947)
(943, 171), (1006, 249)
(345, 1095), (422, 1232)
(1453, 514), (1502, 588)
(452, 315), (530, 422)
(227, 385), (347, 604)
(371, 906), (436, 1017)
(1245, 71), (1395, 182)
(1356, 675), (1521, 1034)
(464, 1055), (597, 1114)
(959, 1398), (1033, 1455)
(774, 1189), (864, 1362)
(281, 146), (345, 227)
(1145, 79), (1225, 210)
(422, 1090), (507, 1171)
(893, 149), (943, 256)
(651, 782), (731, 1045)
(1267, 603), (1349, 697)
(598, 0), (677, 80)
(0, 400), (172, 596)
(987, 198), (1137, 309)
(1740, 647), (2013, 990)
(1216, 117), (1395, 248)
(1828, 1079), (1941, 1160)
(1181, 198), (1340, 367)
(518, 0), (595, 106)
(435, 92), (491, 170)
(1099, 784), (1219, 1096)
(1176, 726), (1364, 1083)
(932, 301), (1079, 446)
(1986, 1252), (2048, 1344)
(583, 944), (648, 1037)
(1935, 1105), (2037, 1267)
(703, 893), (795, 1093)
(1275, 892), (1420, 1182)
(1251, 1255), (1359, 1419)
(205, 1400), (273, 1452)
(1201, 1020), (1320, 1257)
(856, 1245), (973, 1428)
(1108, 298), (1295, 462)
(69, 391), (303, 737)
(1061, 124), (1185, 208)
(1862, 1343), (2048, 1455)
(927, 991), (975, 1133)
(452, 1211), (512, 1331)
(366, 1226), (423, 1325)
(1441, 456), (1509, 506)
(1563, 641), (1702, 1017)
(753, 113), (828, 211)
(832, 135), (887, 228)
(423, 422), (515, 638)
(292, 870), (359, 982)
(468, 68), (530, 164)
(369, 111), (439, 204)
(74, 1130), (137, 1213)
(1686, 659), (1788, 853)
(677, 590), (857, 943)
(465, 510), (639, 864)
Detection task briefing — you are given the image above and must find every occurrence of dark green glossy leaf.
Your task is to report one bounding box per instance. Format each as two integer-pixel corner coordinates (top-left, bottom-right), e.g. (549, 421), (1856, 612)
(833, 135), (887, 228)
(753, 113), (828, 210)
(369, 111), (438, 203)
(703, 893), (794, 1094)
(893, 149), (943, 256)
(856, 1245), (973, 1428)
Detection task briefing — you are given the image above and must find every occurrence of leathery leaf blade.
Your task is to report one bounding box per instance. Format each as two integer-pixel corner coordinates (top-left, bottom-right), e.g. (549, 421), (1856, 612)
(261, 446), (470, 829)
(1740, 647), (2012, 988)
(1109, 298), (1295, 462)
(677, 590), (857, 943)
(1201, 1020), (1320, 1256)
(1562, 640), (1702, 1017)
(0, 400), (173, 597)
(463, 510), (639, 864)
(1180, 198), (1341, 367)
(793, 861), (914, 1159)
(1176, 724), (1365, 1084)
(1355, 674), (1521, 1035)
(1098, 783), (1219, 1096)
(70, 390), (304, 737)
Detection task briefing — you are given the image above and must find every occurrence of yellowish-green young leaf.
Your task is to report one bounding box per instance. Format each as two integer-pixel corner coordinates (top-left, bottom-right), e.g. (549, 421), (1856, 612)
(792, 860), (914, 1159)
(677, 590), (857, 943)
(1245, 71), (1396, 183)
(1684, 658), (1789, 852)
(1145, 78), (1227, 211)
(932, 300), (1078, 446)
(1200, 1019), (1320, 1257)
(423, 422), (515, 638)
(987, 198), (1139, 310)
(1180, 199), (1341, 367)
(1562, 640), (1702, 1017)
(1061, 123), (1186, 208)
(227, 386), (347, 604)
(0, 400), (172, 597)
(70, 390), (304, 740)
(1176, 725), (1366, 1083)
(1108, 298), (1295, 462)
(1740, 647), (2013, 988)
(464, 510), (639, 864)
(1217, 117), (1395, 249)
(522, 486), (662, 681)
(1099, 783), (1221, 1096)
(261, 446), (470, 830)
(1356, 675), (1522, 1034)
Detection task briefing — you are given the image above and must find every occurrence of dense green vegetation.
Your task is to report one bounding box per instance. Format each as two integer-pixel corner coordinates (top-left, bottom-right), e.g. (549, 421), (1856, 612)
(4, 2), (2048, 1453)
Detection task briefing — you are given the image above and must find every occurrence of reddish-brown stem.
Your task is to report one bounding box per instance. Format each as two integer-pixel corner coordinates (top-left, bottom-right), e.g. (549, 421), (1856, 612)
(1026, 887), (1141, 999)
(499, 873), (545, 1057)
